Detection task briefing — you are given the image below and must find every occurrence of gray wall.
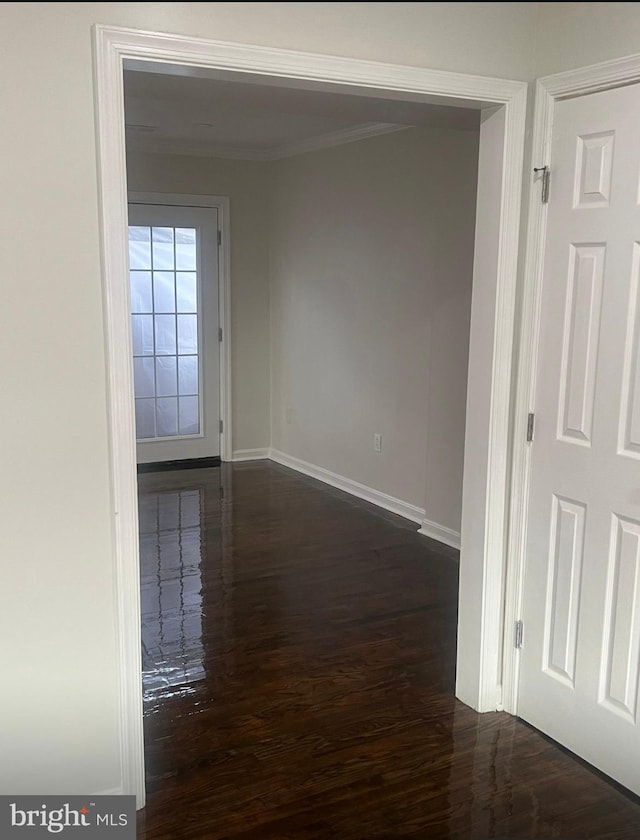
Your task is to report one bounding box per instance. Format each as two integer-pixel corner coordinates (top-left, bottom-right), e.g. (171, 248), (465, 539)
(269, 127), (479, 529)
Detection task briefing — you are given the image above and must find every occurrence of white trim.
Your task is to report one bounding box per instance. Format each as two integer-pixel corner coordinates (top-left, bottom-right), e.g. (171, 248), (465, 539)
(539, 51), (640, 98)
(473, 85), (527, 713)
(501, 80), (553, 716)
(93, 28), (145, 810)
(238, 450), (460, 548)
(93, 24), (527, 805)
(418, 519), (461, 551)
(270, 122), (406, 160)
(127, 122), (407, 161)
(232, 448), (270, 461)
(94, 786), (124, 798)
(218, 199), (232, 462)
(111, 25), (525, 102)
(128, 191), (223, 208)
(268, 449), (425, 524)
(128, 191), (232, 462)
(505, 51), (640, 716)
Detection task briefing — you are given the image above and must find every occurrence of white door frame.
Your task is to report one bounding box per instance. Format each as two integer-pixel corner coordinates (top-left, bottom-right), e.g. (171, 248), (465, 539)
(92, 24), (527, 807)
(128, 191), (232, 463)
(504, 52), (640, 716)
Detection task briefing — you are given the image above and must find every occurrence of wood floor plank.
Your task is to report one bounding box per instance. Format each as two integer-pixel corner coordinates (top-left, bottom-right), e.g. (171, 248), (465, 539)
(136, 462), (640, 839)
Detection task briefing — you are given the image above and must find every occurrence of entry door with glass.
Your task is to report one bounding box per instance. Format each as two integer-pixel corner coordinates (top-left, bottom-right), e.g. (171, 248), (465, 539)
(128, 203), (220, 464)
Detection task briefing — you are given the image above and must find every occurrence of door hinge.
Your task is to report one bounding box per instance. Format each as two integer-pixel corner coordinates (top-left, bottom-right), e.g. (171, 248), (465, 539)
(526, 412), (535, 442)
(219, 419), (223, 434)
(534, 166), (550, 204)
(515, 620), (524, 649)
(217, 229), (222, 247)
(218, 326), (223, 342)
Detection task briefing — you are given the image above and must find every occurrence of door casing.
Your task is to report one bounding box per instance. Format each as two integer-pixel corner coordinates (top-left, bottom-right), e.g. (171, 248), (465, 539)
(93, 24), (528, 807)
(506, 52), (640, 719)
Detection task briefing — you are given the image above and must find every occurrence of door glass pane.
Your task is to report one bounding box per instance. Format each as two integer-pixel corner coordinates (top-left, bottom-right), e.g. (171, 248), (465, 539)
(132, 314), (154, 356)
(153, 272), (176, 313)
(175, 228), (197, 271)
(177, 314), (198, 355)
(178, 355), (198, 395)
(179, 396), (199, 435)
(176, 272), (197, 313)
(156, 397), (179, 437)
(131, 271), (152, 313)
(129, 226), (151, 270)
(134, 357), (155, 399)
(156, 356), (177, 397)
(155, 315), (176, 355)
(135, 398), (156, 439)
(152, 227), (174, 270)
(129, 221), (202, 442)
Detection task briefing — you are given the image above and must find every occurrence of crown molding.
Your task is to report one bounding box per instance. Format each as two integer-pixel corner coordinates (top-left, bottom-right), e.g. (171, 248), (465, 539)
(268, 122), (407, 160)
(539, 50), (640, 98)
(126, 121), (407, 161)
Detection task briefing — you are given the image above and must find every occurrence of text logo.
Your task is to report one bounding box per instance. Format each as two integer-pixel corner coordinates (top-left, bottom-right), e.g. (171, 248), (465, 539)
(1, 796), (135, 838)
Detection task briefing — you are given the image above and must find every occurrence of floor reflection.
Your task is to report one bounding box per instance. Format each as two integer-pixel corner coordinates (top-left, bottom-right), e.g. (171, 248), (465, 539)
(139, 484), (206, 700)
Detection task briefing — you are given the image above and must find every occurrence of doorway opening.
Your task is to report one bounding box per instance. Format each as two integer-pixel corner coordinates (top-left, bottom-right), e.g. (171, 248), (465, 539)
(94, 26), (527, 806)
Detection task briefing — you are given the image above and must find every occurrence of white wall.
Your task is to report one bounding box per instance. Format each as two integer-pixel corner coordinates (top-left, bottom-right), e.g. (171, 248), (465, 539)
(270, 127), (479, 528)
(126, 151), (271, 452)
(535, 2), (640, 76)
(4, 0), (639, 799)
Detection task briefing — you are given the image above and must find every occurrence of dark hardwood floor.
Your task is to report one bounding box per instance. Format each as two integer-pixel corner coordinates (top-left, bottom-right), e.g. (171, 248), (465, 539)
(136, 461), (640, 839)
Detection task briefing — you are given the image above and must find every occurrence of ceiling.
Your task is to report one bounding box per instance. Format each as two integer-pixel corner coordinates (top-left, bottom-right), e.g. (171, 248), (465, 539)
(123, 69), (480, 160)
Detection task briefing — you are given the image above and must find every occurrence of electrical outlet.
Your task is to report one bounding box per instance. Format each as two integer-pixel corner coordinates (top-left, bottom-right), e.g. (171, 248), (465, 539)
(373, 433), (382, 453)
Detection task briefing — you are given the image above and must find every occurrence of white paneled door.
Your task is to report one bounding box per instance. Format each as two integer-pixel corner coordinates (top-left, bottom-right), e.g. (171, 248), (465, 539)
(128, 203), (220, 463)
(519, 83), (640, 795)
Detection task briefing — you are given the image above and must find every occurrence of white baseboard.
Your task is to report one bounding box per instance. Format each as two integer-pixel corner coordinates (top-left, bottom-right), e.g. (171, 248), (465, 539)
(232, 448), (270, 462)
(418, 518), (461, 550)
(268, 448), (425, 525)
(231, 447), (460, 551)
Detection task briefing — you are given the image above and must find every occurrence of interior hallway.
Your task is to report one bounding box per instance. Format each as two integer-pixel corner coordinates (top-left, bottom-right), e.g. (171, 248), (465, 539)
(136, 461), (640, 839)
